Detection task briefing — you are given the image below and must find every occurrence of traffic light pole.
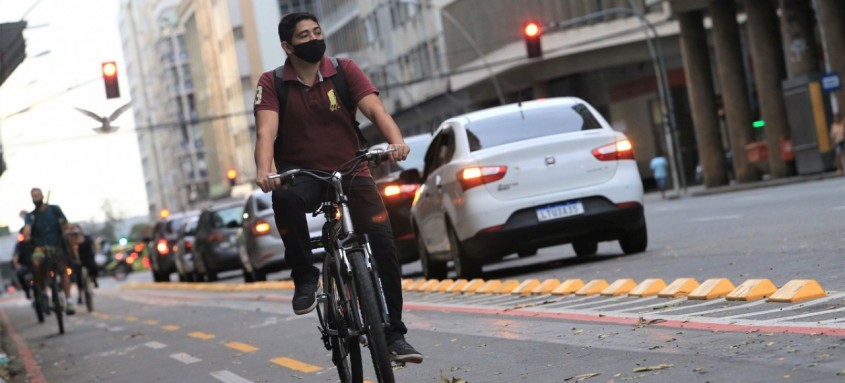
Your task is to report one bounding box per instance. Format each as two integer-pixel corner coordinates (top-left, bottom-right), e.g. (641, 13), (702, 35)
(440, 9), (506, 106)
(545, 7), (687, 196)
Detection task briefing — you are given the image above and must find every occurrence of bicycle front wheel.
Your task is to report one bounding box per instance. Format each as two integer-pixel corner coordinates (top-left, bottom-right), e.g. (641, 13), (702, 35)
(325, 256), (362, 383)
(349, 251), (394, 383)
(50, 277), (64, 335)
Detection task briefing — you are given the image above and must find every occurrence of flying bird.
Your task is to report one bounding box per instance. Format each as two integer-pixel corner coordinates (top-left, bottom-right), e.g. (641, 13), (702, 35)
(74, 102), (133, 133)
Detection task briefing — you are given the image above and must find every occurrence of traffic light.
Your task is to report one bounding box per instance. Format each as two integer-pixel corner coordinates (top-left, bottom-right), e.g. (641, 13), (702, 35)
(102, 61), (120, 99)
(226, 169), (237, 186)
(523, 21), (542, 59)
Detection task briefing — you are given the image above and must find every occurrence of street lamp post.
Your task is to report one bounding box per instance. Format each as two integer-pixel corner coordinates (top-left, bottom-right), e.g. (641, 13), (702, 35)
(546, 7), (687, 195)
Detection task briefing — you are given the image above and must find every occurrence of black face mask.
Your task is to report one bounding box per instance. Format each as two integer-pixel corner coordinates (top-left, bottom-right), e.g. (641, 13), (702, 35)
(292, 39), (326, 63)
(33, 200), (43, 209)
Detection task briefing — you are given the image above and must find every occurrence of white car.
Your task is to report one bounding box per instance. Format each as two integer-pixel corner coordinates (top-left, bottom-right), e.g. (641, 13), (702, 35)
(409, 97), (646, 279)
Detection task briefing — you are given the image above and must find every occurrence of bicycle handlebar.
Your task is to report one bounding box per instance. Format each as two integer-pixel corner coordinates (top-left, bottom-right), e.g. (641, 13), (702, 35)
(268, 147), (397, 183)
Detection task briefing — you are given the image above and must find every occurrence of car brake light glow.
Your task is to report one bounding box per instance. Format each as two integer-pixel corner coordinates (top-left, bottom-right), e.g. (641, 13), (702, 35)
(457, 166), (507, 191)
(185, 240), (193, 251)
(253, 220), (272, 236)
(383, 184), (419, 199)
(592, 139), (635, 161)
(156, 239), (170, 255)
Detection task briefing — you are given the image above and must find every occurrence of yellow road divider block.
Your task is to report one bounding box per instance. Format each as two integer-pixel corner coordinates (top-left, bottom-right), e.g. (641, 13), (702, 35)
(531, 279), (561, 295)
(576, 279), (608, 296)
(225, 341), (258, 353)
(433, 279), (454, 292)
(601, 279), (637, 296)
(552, 279), (584, 295)
(271, 357), (322, 373)
(497, 280), (522, 294)
(417, 279), (441, 292)
(124, 316), (138, 322)
(406, 279), (428, 291)
(446, 279), (469, 293)
(188, 331), (216, 340)
(688, 278), (736, 300)
(401, 279), (415, 289)
(143, 320), (158, 325)
(628, 278), (667, 297)
(658, 278), (700, 298)
(476, 280), (502, 294)
(161, 325), (181, 331)
(512, 279), (541, 295)
(768, 279), (826, 303)
(726, 279), (777, 301)
(461, 279), (486, 293)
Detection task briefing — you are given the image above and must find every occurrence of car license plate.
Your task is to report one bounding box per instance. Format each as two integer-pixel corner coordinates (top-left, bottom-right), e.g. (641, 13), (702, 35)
(536, 201), (584, 222)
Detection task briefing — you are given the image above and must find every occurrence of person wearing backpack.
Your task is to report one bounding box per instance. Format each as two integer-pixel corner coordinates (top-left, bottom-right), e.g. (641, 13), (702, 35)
(23, 188), (76, 315)
(253, 12), (421, 364)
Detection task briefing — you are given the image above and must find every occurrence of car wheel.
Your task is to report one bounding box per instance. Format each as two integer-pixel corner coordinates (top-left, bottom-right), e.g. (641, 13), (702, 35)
(254, 269), (268, 281)
(517, 248), (537, 258)
(619, 222), (648, 255)
(418, 230), (447, 280)
(242, 268), (255, 283)
(572, 240), (598, 257)
(178, 273), (187, 282)
(448, 224), (481, 279)
(152, 269), (169, 282)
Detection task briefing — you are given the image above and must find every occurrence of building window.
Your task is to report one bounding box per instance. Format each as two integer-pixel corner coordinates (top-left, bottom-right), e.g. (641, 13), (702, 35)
(232, 25), (244, 40)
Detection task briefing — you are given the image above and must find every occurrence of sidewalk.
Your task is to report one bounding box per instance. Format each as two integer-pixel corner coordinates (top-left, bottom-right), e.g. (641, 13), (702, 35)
(644, 171), (843, 202)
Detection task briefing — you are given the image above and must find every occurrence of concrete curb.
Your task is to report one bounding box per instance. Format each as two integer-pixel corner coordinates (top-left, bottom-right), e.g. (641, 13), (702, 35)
(681, 171), (841, 198)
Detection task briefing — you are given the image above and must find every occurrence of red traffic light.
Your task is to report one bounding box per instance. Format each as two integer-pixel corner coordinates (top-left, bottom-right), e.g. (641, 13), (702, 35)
(101, 61), (120, 99)
(524, 22), (541, 38)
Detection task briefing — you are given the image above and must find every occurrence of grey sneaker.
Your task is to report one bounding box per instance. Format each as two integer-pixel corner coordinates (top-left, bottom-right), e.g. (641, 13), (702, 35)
(65, 302), (76, 316)
(389, 338), (423, 364)
(292, 279), (318, 315)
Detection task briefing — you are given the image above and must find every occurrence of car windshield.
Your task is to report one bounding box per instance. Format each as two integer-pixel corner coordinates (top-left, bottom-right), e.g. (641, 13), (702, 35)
(212, 206), (243, 229)
(465, 103), (602, 151)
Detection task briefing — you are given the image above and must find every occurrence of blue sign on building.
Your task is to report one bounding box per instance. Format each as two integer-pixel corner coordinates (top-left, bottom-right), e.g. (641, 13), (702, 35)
(821, 72), (841, 92)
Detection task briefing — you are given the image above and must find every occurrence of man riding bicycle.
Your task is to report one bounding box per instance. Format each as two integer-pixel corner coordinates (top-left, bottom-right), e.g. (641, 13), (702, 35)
(12, 227), (35, 299)
(23, 188), (75, 315)
(254, 12), (422, 364)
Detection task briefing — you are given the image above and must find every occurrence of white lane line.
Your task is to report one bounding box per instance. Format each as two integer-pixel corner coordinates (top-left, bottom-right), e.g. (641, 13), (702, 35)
(144, 341), (168, 349)
(170, 352), (202, 364)
(210, 370), (254, 383)
(689, 214), (742, 222)
(108, 326), (125, 332)
(760, 306), (845, 323)
(720, 292), (845, 320)
(685, 299), (768, 316)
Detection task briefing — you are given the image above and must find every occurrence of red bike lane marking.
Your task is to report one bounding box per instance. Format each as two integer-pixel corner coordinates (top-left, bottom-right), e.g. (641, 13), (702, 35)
(0, 308), (47, 383)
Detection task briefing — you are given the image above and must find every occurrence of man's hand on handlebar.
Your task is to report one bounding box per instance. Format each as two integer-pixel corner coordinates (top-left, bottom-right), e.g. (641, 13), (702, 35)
(256, 171), (281, 193)
(386, 143), (410, 163)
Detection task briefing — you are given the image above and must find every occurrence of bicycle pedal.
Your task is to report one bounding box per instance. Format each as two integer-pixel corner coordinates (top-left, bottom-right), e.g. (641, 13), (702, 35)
(316, 293), (328, 302)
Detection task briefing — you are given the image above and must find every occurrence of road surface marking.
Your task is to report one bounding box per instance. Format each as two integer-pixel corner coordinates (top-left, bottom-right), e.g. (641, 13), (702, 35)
(161, 324), (181, 331)
(124, 316), (138, 322)
(210, 370), (253, 383)
(144, 341), (167, 349)
(170, 352), (202, 364)
(249, 316), (278, 328)
(108, 326), (125, 332)
(225, 341), (258, 353)
(270, 357), (322, 373)
(189, 331), (216, 340)
(143, 319), (158, 325)
(689, 215), (742, 222)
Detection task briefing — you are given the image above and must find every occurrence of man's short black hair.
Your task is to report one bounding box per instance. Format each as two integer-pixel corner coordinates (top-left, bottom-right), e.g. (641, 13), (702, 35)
(278, 12), (319, 44)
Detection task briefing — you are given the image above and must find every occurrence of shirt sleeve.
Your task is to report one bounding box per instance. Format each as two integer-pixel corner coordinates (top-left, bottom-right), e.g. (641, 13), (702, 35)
(54, 206), (67, 225)
(24, 213), (32, 225)
(253, 71), (280, 114)
(340, 59), (379, 106)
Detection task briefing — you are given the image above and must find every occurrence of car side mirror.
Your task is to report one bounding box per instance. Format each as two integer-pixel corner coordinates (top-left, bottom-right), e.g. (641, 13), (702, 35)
(398, 168), (422, 184)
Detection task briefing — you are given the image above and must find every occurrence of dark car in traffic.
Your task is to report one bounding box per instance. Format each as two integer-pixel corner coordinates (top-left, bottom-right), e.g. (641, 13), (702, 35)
(193, 200), (245, 281)
(369, 133), (433, 266)
(148, 211), (199, 282)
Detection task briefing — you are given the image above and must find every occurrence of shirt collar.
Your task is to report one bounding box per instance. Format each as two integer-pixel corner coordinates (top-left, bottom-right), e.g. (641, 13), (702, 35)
(281, 56), (337, 86)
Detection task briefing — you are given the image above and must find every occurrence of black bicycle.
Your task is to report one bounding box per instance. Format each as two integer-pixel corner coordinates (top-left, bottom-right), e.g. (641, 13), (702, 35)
(31, 247), (67, 334)
(74, 263), (94, 313)
(270, 149), (396, 383)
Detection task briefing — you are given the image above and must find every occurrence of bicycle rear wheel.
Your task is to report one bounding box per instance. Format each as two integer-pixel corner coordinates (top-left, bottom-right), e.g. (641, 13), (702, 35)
(32, 283), (44, 323)
(349, 250), (394, 383)
(325, 256), (363, 383)
(50, 277), (64, 335)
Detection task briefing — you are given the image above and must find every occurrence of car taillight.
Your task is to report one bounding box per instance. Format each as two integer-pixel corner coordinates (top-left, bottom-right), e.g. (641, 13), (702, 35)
(208, 232), (223, 242)
(156, 239), (170, 255)
(383, 184), (419, 199)
(185, 241), (192, 251)
(457, 166), (507, 191)
(253, 220), (272, 236)
(592, 139), (635, 161)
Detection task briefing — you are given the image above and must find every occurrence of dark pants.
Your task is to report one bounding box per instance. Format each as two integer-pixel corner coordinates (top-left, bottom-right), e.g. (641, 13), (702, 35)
(272, 172), (407, 342)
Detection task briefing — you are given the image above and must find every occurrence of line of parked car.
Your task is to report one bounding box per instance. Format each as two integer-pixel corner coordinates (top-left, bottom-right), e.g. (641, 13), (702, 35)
(144, 97), (647, 283)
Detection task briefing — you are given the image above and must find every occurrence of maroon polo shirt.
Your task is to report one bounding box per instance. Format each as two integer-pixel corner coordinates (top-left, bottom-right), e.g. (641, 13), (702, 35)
(254, 56), (377, 176)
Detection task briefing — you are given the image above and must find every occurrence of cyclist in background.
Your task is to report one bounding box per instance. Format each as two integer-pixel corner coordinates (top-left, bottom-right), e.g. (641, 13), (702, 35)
(253, 12), (421, 363)
(66, 223), (99, 293)
(12, 228), (35, 299)
(23, 188), (75, 315)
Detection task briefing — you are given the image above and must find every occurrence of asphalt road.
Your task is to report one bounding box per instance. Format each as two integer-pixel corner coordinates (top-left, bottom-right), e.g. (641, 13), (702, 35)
(1, 176), (844, 382)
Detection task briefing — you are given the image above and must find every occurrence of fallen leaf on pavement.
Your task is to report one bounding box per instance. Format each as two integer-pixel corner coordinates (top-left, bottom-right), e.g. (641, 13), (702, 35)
(564, 372), (601, 381)
(633, 364), (673, 373)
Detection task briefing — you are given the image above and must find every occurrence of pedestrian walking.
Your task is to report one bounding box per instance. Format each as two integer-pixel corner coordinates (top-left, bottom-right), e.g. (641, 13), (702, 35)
(831, 113), (845, 176)
(650, 153), (669, 199)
